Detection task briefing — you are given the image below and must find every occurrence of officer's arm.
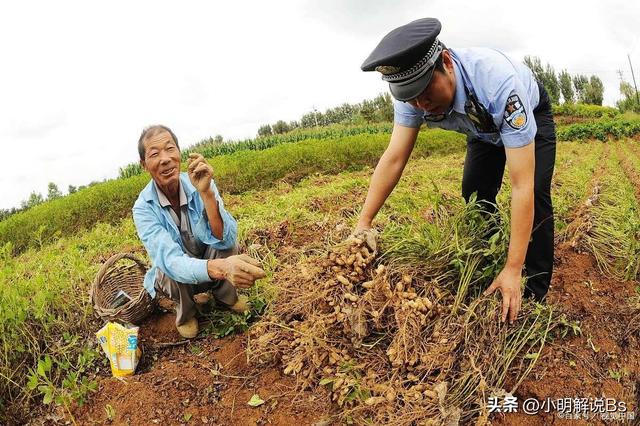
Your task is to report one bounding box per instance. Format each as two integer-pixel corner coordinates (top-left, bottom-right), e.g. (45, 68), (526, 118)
(356, 123), (420, 230)
(504, 142), (535, 270)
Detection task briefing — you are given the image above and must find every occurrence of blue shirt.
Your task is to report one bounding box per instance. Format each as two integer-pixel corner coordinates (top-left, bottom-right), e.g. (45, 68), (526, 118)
(133, 172), (238, 298)
(394, 47), (540, 148)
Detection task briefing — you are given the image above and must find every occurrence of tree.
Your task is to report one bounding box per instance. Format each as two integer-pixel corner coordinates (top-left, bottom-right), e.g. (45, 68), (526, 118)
(523, 56), (543, 80)
(213, 134), (224, 144)
(616, 80), (640, 113)
(524, 56), (559, 104)
(21, 191), (44, 209)
(358, 99), (377, 123)
(559, 70), (574, 103)
(300, 111), (320, 128)
(582, 76), (604, 105)
(0, 207), (20, 221)
(372, 93), (394, 122)
(68, 185), (77, 194)
(573, 74), (589, 103)
(288, 120), (300, 130)
(542, 64), (560, 104)
(257, 124), (273, 137)
(272, 120), (291, 134)
(47, 183), (62, 201)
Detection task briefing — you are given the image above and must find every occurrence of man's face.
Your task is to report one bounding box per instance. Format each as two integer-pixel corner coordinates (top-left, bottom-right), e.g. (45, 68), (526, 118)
(407, 51), (456, 115)
(141, 131), (181, 195)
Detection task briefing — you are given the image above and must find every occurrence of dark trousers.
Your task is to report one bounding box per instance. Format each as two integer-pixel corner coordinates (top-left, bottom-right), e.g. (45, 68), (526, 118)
(155, 245), (239, 325)
(461, 82), (556, 301)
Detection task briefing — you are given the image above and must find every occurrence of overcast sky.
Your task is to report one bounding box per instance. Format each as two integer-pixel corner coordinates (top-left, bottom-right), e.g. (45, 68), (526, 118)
(1, 0), (638, 209)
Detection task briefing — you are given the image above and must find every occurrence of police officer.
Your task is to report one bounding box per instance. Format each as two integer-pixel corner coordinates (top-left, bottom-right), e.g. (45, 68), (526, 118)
(355, 18), (556, 323)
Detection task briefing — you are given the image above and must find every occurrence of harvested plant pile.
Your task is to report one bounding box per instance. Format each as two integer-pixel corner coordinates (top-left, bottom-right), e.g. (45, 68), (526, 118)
(250, 201), (561, 424)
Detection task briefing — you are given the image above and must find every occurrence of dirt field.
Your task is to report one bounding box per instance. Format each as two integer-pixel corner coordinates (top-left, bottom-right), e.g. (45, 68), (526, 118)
(69, 245), (639, 425)
(72, 166), (640, 425)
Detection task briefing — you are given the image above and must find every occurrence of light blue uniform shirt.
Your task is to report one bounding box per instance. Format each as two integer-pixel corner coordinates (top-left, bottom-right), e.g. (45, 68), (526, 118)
(133, 172), (238, 298)
(394, 47), (540, 148)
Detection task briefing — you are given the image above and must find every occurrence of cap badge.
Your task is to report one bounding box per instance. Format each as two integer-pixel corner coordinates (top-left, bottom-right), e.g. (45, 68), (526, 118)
(375, 65), (401, 75)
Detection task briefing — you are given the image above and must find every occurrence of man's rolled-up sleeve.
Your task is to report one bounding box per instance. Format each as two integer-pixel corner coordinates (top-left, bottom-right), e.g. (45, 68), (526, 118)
(193, 179), (237, 250)
(133, 202), (211, 284)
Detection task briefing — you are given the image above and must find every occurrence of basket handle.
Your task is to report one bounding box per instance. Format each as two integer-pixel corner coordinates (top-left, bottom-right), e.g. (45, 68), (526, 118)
(92, 253), (148, 298)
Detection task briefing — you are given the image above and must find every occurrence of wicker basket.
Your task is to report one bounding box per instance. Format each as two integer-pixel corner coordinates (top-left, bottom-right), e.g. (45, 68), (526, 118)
(91, 253), (156, 324)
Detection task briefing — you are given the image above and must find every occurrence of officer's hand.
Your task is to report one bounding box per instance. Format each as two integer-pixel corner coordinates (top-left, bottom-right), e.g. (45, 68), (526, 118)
(349, 226), (378, 253)
(222, 254), (266, 289)
(484, 267), (522, 324)
(187, 153), (213, 193)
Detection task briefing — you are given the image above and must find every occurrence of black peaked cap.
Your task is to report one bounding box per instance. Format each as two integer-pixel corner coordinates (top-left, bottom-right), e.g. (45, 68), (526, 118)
(361, 18), (442, 73)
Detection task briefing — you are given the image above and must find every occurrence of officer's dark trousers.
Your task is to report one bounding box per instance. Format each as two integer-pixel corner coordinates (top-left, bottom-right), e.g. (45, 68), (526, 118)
(461, 82), (556, 301)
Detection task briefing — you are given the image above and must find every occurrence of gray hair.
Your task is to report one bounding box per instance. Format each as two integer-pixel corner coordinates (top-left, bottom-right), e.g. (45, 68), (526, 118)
(138, 125), (180, 161)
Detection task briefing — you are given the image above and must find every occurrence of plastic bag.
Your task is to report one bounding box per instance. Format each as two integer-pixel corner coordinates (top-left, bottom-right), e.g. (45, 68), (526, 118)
(96, 322), (142, 377)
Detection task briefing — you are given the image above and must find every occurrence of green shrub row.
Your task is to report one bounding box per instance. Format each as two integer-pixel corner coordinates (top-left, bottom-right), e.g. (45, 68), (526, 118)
(184, 123), (394, 160)
(118, 123), (394, 178)
(0, 129), (464, 255)
(552, 103), (619, 119)
(557, 118), (640, 141)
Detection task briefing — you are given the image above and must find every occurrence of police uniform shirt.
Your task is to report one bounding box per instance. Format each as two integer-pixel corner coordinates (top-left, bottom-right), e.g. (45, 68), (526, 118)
(394, 47), (540, 148)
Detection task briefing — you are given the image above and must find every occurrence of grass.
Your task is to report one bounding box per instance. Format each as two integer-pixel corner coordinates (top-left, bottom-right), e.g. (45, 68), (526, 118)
(0, 128), (465, 256)
(2, 110), (639, 422)
(552, 141), (605, 232)
(0, 147), (467, 421)
(579, 144), (640, 280)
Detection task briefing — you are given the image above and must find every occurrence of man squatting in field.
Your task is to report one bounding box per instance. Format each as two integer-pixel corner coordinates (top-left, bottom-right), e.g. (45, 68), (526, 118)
(355, 18), (556, 323)
(133, 125), (265, 338)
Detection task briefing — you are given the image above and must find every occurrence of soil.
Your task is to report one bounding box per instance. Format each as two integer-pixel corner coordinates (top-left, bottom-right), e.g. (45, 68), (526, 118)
(492, 247), (640, 425)
(72, 312), (337, 425)
(493, 147), (640, 425)
(68, 154), (640, 425)
(70, 243), (640, 426)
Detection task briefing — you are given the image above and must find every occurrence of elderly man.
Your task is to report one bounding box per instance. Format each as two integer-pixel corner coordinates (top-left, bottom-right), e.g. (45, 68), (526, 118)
(356, 18), (556, 324)
(133, 125), (265, 338)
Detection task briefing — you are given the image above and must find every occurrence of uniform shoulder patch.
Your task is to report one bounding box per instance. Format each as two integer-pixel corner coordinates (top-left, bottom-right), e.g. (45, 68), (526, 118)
(503, 94), (528, 130)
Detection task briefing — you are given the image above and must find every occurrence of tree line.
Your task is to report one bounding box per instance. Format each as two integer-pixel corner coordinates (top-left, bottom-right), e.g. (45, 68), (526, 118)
(523, 55), (639, 113)
(0, 181), (101, 221)
(256, 93), (394, 137)
(523, 56), (605, 105)
(4, 54), (638, 222)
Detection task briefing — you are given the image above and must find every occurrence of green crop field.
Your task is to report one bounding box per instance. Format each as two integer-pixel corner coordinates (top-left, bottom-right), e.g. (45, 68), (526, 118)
(1, 105), (639, 425)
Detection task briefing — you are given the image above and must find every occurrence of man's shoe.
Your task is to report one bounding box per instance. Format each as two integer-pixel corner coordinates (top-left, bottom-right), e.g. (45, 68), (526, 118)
(176, 317), (199, 339)
(229, 295), (250, 314)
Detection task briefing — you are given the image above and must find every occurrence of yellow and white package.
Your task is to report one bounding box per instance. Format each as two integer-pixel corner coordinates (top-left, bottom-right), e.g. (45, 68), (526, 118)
(96, 322), (142, 377)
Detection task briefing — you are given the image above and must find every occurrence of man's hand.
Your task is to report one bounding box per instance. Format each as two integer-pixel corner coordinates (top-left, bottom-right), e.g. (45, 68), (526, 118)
(187, 153), (213, 193)
(221, 254), (266, 289)
(484, 266), (522, 324)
